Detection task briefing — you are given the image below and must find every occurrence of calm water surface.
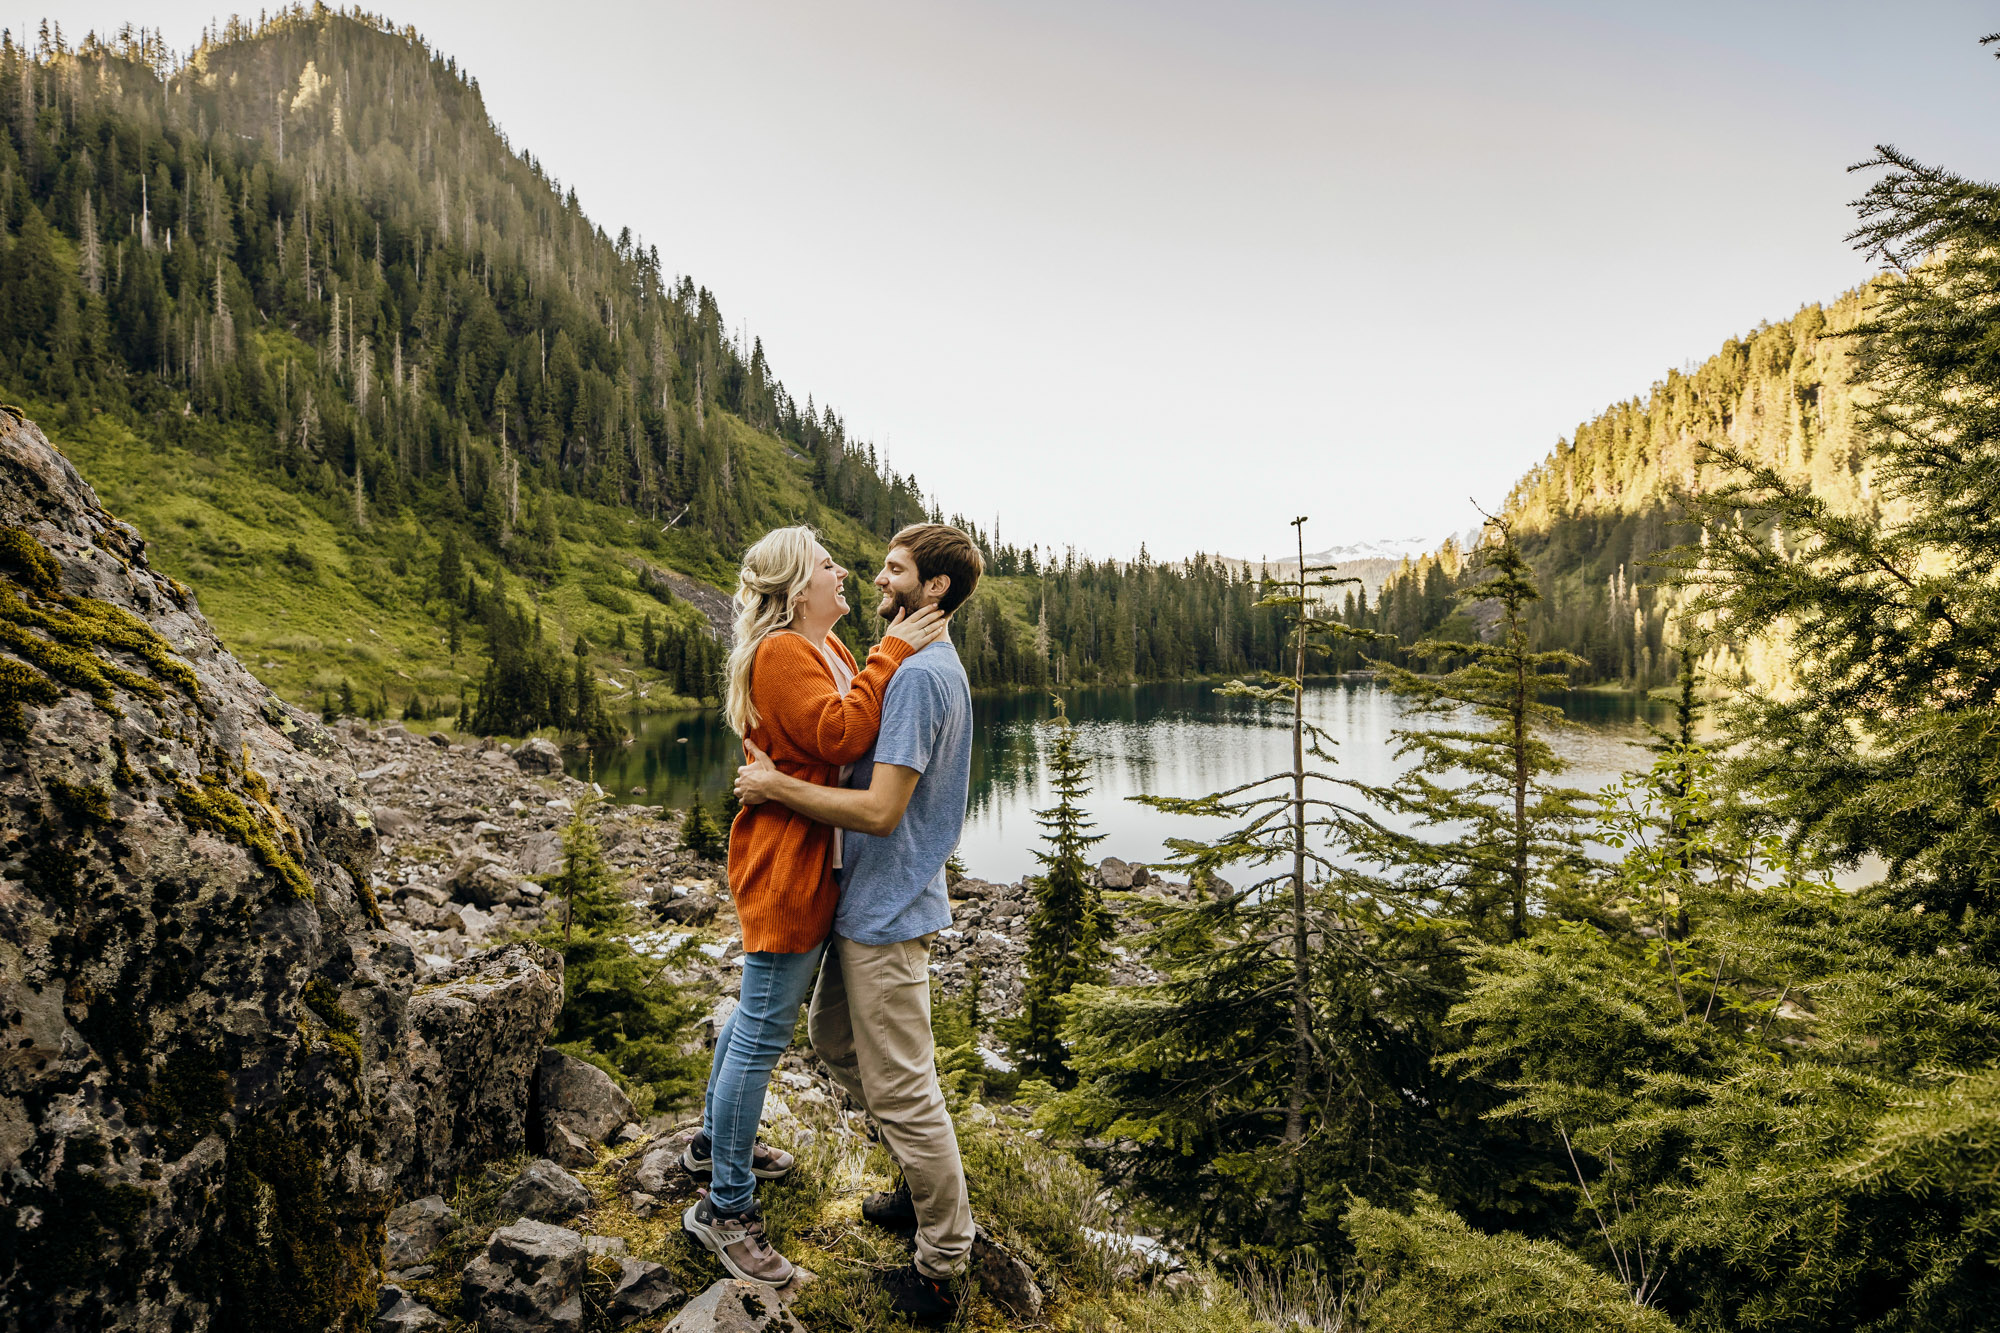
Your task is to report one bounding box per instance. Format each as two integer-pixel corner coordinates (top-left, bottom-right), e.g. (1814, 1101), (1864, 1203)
(575, 680), (1671, 884)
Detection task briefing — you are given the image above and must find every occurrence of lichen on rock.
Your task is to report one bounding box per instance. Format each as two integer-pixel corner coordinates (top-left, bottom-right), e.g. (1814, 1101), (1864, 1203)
(0, 408), (563, 1333)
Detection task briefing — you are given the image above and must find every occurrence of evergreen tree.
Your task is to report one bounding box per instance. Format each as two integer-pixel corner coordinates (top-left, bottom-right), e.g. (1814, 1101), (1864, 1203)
(536, 803), (702, 1111)
(1050, 519), (1407, 1256)
(1002, 699), (1109, 1086)
(1449, 122), (2000, 1332)
(1374, 522), (1596, 942)
(678, 795), (724, 860)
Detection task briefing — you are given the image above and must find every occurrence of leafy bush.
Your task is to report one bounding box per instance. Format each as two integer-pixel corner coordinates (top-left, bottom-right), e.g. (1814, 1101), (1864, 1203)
(583, 580), (634, 614)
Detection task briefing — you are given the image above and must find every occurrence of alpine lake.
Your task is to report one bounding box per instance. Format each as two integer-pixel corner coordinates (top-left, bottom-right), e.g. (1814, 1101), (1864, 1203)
(570, 678), (1674, 885)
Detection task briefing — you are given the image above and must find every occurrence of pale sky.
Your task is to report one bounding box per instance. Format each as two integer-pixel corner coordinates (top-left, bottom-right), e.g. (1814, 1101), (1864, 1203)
(27, 1), (2000, 560)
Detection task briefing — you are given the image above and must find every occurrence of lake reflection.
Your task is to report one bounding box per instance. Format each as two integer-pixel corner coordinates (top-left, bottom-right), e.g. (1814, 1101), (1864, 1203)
(577, 680), (1672, 884)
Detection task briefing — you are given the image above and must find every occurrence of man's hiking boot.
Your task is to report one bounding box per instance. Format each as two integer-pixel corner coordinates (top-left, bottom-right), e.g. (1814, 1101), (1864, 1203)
(861, 1178), (918, 1232)
(681, 1130), (795, 1181)
(880, 1262), (960, 1325)
(681, 1191), (795, 1286)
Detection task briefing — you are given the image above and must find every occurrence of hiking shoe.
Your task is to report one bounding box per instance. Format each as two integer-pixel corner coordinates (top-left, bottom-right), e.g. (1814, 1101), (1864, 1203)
(880, 1262), (960, 1325)
(681, 1130), (795, 1181)
(861, 1178), (918, 1232)
(682, 1191), (796, 1286)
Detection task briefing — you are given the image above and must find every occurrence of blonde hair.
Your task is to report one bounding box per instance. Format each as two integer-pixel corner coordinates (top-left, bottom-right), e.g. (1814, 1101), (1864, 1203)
(725, 526), (822, 736)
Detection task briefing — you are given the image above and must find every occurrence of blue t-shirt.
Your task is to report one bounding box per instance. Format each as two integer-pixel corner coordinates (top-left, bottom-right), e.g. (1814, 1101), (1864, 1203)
(834, 642), (971, 945)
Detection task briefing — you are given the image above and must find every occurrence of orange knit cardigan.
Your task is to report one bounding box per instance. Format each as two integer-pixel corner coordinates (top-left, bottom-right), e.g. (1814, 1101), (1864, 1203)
(726, 631), (917, 952)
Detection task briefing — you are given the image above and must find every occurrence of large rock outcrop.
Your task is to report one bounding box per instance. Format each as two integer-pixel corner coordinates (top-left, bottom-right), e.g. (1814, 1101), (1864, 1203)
(0, 409), (557, 1332)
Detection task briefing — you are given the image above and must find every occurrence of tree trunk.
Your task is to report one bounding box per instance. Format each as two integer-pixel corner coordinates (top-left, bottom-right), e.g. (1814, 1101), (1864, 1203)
(1285, 519), (1312, 1149)
(1511, 598), (1528, 940)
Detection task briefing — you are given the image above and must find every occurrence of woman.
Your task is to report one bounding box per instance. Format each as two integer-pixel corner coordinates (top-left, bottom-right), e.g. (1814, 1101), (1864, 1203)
(681, 525), (949, 1286)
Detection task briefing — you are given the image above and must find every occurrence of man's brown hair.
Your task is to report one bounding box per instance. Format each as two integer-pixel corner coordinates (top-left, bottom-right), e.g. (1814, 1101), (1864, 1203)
(890, 522), (985, 615)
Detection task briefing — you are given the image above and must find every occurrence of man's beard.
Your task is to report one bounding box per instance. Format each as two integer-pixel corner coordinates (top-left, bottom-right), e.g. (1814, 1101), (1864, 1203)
(879, 587), (923, 621)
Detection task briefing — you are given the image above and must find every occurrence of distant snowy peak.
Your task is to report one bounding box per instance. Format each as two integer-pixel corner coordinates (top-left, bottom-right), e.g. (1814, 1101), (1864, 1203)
(1304, 536), (1439, 565)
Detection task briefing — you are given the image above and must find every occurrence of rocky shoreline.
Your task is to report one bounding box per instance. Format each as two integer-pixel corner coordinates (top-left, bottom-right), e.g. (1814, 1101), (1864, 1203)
(347, 721), (1181, 1029)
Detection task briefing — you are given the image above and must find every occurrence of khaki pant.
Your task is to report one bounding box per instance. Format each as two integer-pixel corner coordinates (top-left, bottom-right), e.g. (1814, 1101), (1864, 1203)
(808, 933), (973, 1278)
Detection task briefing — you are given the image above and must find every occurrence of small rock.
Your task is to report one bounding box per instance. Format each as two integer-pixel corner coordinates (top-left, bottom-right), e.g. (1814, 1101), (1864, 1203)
(665, 1278), (807, 1332)
(375, 1284), (447, 1332)
(481, 748), (521, 772)
(628, 1190), (659, 1218)
(428, 730), (451, 747)
(609, 1257), (684, 1325)
(384, 1194), (462, 1268)
(655, 894), (719, 926)
(497, 1158), (592, 1221)
(632, 1145), (679, 1195)
(547, 1120), (597, 1169)
(387, 1265), (436, 1282)
(1098, 857), (1135, 889)
(449, 849), (530, 908)
(373, 804), (418, 836)
(537, 1049), (637, 1149)
(461, 1217), (587, 1333)
(515, 737), (565, 775)
(585, 1234), (630, 1257)
(615, 1122), (645, 1144)
(973, 1229), (1043, 1319)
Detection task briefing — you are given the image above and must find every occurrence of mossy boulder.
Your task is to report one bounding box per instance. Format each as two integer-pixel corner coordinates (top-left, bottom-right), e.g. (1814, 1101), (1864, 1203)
(0, 409), (560, 1332)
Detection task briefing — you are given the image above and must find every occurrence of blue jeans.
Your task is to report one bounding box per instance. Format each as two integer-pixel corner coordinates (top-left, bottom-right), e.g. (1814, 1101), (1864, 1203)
(702, 945), (824, 1211)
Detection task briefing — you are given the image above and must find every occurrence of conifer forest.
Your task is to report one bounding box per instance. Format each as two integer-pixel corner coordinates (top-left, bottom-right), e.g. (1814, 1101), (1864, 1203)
(3, 8), (1999, 1333)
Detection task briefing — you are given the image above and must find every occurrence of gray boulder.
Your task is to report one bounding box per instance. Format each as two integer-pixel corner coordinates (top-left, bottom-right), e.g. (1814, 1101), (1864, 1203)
(375, 1284), (448, 1331)
(609, 1258), (685, 1325)
(514, 736), (565, 775)
(537, 1049), (637, 1161)
(461, 1218), (586, 1333)
(390, 943), (565, 1195)
(1098, 856), (1136, 888)
(384, 1194), (462, 1268)
(655, 892), (720, 926)
(665, 1279), (807, 1332)
(498, 1158), (593, 1221)
(448, 848), (530, 908)
(0, 406), (399, 1328)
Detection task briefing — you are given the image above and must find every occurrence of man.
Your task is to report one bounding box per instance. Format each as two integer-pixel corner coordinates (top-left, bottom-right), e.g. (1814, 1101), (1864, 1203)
(734, 521), (983, 1324)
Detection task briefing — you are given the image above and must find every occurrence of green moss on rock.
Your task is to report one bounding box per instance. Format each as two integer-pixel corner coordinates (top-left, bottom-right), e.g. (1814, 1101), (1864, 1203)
(212, 1118), (383, 1333)
(48, 776), (113, 824)
(0, 526), (201, 732)
(0, 655), (59, 735)
(0, 523), (62, 594)
(303, 978), (366, 1076)
(171, 773), (316, 903)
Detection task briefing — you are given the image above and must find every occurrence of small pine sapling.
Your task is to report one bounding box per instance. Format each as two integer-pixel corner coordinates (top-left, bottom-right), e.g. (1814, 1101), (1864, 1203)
(1001, 696), (1110, 1086)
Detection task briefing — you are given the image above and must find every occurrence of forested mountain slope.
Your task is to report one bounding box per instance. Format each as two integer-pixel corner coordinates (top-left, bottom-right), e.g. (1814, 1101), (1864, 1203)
(1362, 290), (1878, 689)
(0, 10), (1290, 726)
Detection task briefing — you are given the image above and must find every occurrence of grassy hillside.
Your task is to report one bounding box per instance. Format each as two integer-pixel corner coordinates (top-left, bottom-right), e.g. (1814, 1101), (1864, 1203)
(25, 391), (904, 717)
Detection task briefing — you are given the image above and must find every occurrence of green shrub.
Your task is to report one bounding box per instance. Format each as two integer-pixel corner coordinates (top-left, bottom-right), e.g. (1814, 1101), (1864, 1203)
(584, 580), (634, 614)
(1345, 1198), (1676, 1333)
